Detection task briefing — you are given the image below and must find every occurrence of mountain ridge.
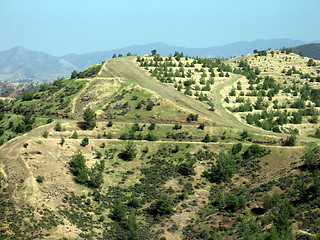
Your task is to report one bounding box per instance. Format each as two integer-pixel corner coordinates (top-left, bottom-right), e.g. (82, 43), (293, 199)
(0, 39), (315, 82)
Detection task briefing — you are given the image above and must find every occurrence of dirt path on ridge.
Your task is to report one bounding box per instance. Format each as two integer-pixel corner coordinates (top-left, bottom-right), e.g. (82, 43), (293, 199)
(103, 57), (298, 139)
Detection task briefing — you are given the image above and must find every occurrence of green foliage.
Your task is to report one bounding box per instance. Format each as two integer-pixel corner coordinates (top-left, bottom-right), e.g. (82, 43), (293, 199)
(151, 49), (157, 56)
(36, 175), (45, 183)
(80, 137), (89, 147)
(70, 131), (78, 139)
(83, 108), (96, 130)
(69, 152), (89, 184)
(71, 70), (78, 79)
(242, 144), (263, 159)
(71, 64), (102, 79)
(173, 123), (182, 130)
(186, 113), (198, 122)
(146, 102), (154, 111)
(131, 123), (141, 132)
(198, 123), (205, 130)
(177, 162), (195, 176)
(231, 143), (243, 155)
(69, 152), (105, 188)
(60, 137), (65, 146)
(54, 122), (62, 131)
(21, 91), (35, 101)
(282, 134), (297, 146)
(307, 58), (316, 67)
(314, 128), (320, 138)
(110, 198), (127, 222)
(204, 153), (238, 183)
(145, 132), (159, 141)
(229, 88), (236, 96)
(119, 141), (137, 161)
(240, 130), (248, 139)
(303, 146), (320, 171)
(148, 123), (156, 130)
(148, 194), (174, 218)
(107, 121), (113, 127)
(42, 130), (49, 138)
(202, 133), (211, 143)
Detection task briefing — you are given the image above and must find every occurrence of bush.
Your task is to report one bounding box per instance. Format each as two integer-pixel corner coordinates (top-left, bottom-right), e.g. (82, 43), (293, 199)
(204, 153), (238, 183)
(54, 122), (62, 132)
(314, 128), (320, 138)
(177, 162), (195, 176)
(80, 137), (89, 147)
(119, 141), (137, 161)
(187, 113), (198, 122)
(282, 134), (296, 146)
(70, 131), (78, 139)
(303, 146), (320, 171)
(243, 144), (263, 159)
(83, 108), (96, 130)
(146, 102), (154, 111)
(107, 121), (113, 127)
(47, 118), (53, 124)
(240, 130), (248, 139)
(148, 123), (156, 130)
(231, 143), (243, 155)
(198, 123), (205, 130)
(173, 124), (182, 130)
(145, 133), (159, 141)
(202, 134), (211, 143)
(42, 131), (49, 138)
(148, 194), (174, 218)
(36, 175), (45, 183)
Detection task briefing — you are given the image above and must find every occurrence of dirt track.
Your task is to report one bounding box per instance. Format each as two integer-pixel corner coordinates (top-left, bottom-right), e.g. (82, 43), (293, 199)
(0, 122), (55, 181)
(103, 57), (295, 138)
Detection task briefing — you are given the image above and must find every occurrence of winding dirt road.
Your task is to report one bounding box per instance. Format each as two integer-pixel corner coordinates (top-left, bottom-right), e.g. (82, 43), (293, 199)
(102, 57), (294, 139)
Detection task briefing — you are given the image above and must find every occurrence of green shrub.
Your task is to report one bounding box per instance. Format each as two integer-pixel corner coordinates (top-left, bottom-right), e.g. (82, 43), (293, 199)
(42, 131), (49, 138)
(80, 137), (89, 147)
(243, 144), (263, 159)
(119, 141), (137, 161)
(54, 122), (62, 132)
(70, 131), (78, 139)
(36, 175), (45, 183)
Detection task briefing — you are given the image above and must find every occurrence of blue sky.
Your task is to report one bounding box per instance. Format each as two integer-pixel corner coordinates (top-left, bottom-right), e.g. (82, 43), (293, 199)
(1, 0), (319, 56)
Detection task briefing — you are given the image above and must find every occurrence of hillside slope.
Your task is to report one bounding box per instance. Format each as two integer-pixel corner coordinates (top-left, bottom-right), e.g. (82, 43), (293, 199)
(0, 54), (319, 240)
(292, 43), (320, 60)
(0, 47), (77, 82)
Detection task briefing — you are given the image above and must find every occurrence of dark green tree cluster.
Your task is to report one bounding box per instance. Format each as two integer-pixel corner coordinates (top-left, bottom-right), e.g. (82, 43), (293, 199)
(70, 64), (102, 79)
(148, 194), (174, 219)
(69, 152), (105, 188)
(118, 141), (137, 161)
(83, 108), (96, 130)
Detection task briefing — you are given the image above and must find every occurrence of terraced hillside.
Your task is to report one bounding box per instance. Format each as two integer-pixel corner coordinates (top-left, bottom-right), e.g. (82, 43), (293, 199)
(0, 52), (320, 240)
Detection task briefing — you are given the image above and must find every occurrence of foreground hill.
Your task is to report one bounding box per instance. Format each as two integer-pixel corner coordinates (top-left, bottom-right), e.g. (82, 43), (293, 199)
(0, 53), (320, 239)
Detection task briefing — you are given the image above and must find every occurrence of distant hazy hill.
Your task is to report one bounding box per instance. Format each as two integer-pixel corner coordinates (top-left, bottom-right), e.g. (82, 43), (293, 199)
(0, 39), (308, 82)
(0, 47), (77, 82)
(63, 39), (306, 69)
(292, 43), (320, 60)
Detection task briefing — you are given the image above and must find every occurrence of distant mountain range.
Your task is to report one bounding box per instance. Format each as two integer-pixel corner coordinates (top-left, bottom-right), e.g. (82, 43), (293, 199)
(0, 39), (317, 82)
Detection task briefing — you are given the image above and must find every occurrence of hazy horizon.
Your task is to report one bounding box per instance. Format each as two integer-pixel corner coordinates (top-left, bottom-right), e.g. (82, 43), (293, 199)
(1, 0), (320, 56)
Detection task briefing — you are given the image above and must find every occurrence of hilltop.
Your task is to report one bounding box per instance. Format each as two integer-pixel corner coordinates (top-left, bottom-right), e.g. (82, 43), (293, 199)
(0, 51), (320, 239)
